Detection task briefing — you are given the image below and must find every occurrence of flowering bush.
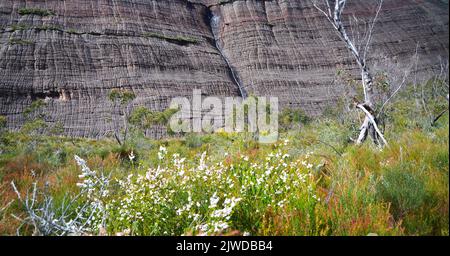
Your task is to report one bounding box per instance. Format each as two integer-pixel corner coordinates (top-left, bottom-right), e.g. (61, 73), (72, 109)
(4, 112), (448, 236)
(73, 142), (321, 236)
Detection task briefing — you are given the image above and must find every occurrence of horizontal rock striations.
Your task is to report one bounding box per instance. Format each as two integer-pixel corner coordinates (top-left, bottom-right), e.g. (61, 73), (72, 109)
(0, 0), (448, 138)
(206, 0), (449, 114)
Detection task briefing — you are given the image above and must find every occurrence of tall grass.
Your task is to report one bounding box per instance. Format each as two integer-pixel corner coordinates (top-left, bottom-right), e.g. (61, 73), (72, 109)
(0, 81), (448, 236)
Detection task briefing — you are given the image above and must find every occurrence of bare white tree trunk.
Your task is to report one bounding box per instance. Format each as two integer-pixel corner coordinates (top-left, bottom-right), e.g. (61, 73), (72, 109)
(314, 0), (388, 147)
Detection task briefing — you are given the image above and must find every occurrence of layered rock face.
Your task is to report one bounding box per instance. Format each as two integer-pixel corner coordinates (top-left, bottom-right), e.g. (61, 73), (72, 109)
(205, 0), (449, 114)
(0, 0), (448, 138)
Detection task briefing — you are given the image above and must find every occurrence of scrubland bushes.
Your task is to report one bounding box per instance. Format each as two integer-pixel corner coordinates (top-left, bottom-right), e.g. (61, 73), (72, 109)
(0, 79), (448, 236)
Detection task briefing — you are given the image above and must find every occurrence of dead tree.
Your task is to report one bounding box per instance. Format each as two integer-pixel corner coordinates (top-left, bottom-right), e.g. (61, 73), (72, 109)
(314, 0), (388, 147)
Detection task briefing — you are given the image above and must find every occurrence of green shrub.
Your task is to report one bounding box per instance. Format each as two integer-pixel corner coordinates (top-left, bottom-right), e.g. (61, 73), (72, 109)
(20, 119), (48, 135)
(279, 108), (311, 131)
(376, 164), (427, 219)
(10, 24), (31, 31)
(129, 107), (177, 129)
(184, 133), (204, 148)
(142, 32), (199, 45)
(0, 116), (6, 130)
(18, 8), (55, 16)
(219, 0), (233, 5)
(8, 38), (33, 45)
(24, 99), (47, 121)
(108, 89), (135, 105)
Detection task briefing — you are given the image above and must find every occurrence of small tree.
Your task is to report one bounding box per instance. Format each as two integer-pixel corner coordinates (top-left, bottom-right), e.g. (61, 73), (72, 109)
(128, 106), (179, 136)
(21, 99), (48, 135)
(313, 0), (388, 147)
(279, 108), (311, 131)
(108, 88), (136, 145)
(23, 99), (46, 120)
(20, 99), (67, 139)
(0, 115), (6, 131)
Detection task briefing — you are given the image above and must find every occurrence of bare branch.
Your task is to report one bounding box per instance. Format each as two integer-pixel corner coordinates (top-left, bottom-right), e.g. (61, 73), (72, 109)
(432, 109), (449, 126)
(363, 0), (384, 62)
(377, 43), (420, 117)
(313, 0), (335, 26)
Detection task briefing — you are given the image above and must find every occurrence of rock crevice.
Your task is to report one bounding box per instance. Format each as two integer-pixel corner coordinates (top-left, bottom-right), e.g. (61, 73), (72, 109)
(208, 9), (247, 98)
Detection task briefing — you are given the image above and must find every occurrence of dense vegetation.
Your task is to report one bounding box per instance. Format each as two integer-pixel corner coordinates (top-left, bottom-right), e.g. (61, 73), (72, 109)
(0, 80), (448, 236)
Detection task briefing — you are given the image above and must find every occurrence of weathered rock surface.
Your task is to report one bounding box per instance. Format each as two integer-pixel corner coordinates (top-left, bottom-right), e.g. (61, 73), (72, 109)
(205, 0), (449, 115)
(0, 0), (448, 138)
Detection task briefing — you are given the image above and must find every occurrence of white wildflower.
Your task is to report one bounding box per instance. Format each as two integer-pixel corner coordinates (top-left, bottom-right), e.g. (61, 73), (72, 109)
(158, 146), (167, 160)
(209, 193), (220, 209)
(128, 151), (135, 162)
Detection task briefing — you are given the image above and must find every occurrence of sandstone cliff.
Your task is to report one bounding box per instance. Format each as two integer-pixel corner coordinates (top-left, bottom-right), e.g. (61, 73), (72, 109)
(0, 0), (448, 138)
